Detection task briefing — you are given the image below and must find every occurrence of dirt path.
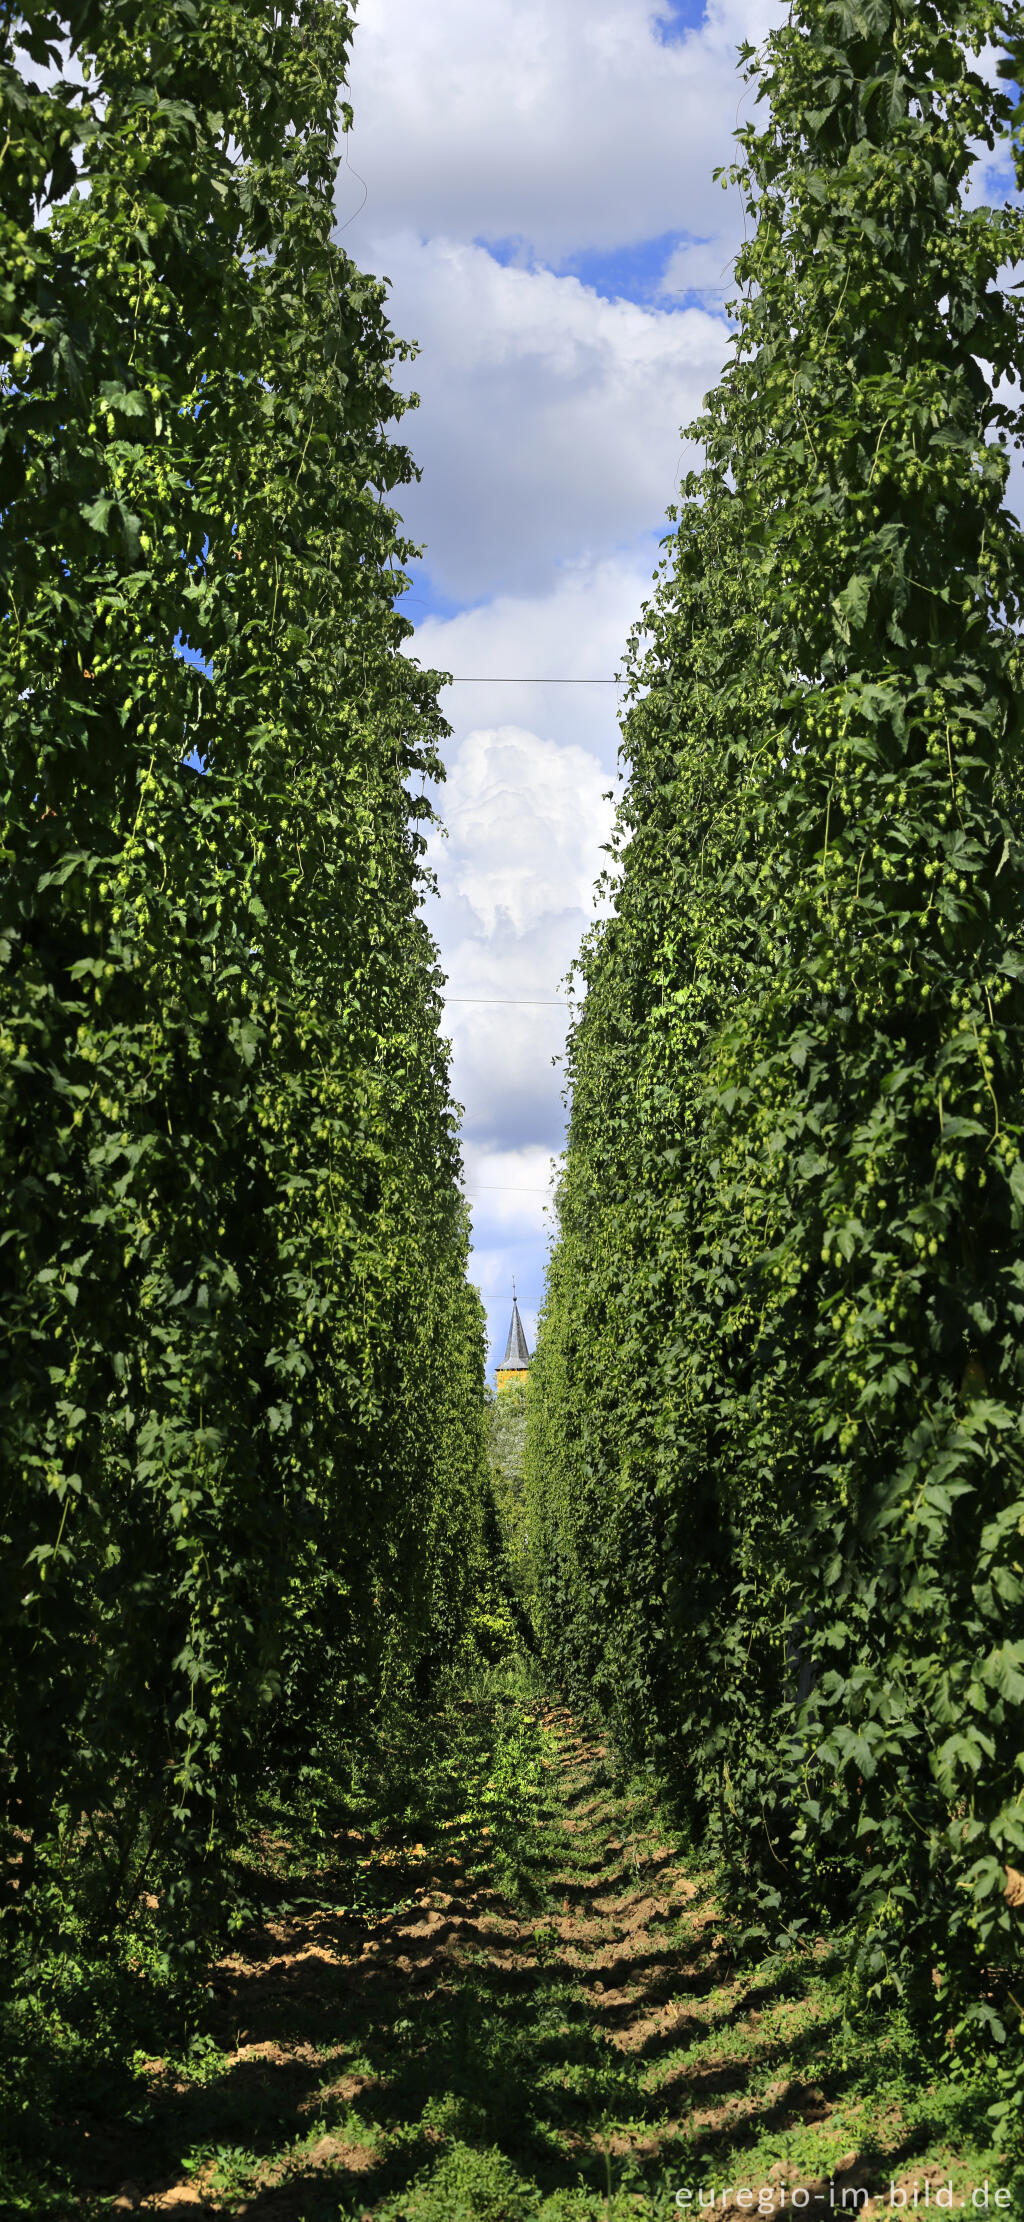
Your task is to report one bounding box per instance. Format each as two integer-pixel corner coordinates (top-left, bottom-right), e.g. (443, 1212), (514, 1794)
(63, 1705), (999, 2219)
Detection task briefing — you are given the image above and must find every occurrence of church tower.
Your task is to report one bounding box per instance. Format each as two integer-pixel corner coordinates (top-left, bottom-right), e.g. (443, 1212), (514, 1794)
(496, 1285), (531, 1391)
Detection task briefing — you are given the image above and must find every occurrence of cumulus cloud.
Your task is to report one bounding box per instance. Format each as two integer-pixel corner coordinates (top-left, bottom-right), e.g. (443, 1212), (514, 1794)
(438, 723), (612, 936)
(342, 0), (781, 262)
(660, 233), (738, 303)
(376, 233), (727, 598)
(463, 1144), (559, 1229)
(464, 1153), (557, 1371)
(408, 547), (652, 770)
(423, 719), (615, 1162)
(445, 988), (572, 1156)
(383, 333), (660, 1345)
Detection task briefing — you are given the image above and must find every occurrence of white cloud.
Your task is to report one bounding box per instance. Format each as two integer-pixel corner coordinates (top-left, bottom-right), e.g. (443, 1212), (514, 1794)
(408, 548), (651, 770)
(463, 1144), (559, 1230)
(424, 718), (615, 1158)
(437, 723), (612, 936)
(342, 0), (781, 261)
(409, 558), (641, 1166)
(660, 234), (737, 301)
(464, 1151), (558, 1367)
(444, 984), (572, 1153)
(377, 232), (727, 597)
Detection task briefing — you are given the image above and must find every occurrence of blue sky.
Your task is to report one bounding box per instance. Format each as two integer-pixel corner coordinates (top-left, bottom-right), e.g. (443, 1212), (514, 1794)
(337, 0), (1020, 1373)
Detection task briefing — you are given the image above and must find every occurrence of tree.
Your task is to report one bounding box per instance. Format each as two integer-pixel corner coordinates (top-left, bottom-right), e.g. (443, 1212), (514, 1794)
(1, 0), (484, 1917)
(527, 0), (1024, 2031)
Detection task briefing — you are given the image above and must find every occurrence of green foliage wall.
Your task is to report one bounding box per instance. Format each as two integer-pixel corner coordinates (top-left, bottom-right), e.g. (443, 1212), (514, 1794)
(526, 0), (1024, 2035)
(472, 1378), (533, 1664)
(487, 1378), (530, 1597)
(1, 0), (485, 1912)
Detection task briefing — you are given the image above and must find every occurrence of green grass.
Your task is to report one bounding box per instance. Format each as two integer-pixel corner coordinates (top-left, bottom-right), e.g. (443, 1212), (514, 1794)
(1, 1656), (1019, 2218)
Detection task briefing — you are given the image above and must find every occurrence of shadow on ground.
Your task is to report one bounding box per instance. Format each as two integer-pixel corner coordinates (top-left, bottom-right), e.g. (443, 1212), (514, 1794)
(8, 1707), (1011, 2220)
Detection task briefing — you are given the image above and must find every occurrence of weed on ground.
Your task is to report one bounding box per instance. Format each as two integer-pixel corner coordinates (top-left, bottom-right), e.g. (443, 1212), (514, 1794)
(0, 1667), (1016, 2218)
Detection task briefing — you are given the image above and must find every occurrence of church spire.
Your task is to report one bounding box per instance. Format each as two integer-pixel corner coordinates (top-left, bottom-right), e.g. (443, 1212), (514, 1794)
(496, 1282), (531, 1387)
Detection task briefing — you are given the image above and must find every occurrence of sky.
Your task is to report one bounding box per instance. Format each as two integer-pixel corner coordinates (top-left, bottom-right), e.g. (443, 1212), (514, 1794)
(334, 0), (1021, 1374)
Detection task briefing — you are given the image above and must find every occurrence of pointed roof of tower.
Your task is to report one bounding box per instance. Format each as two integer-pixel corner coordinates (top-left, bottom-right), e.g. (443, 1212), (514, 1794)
(501, 1294), (531, 1370)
